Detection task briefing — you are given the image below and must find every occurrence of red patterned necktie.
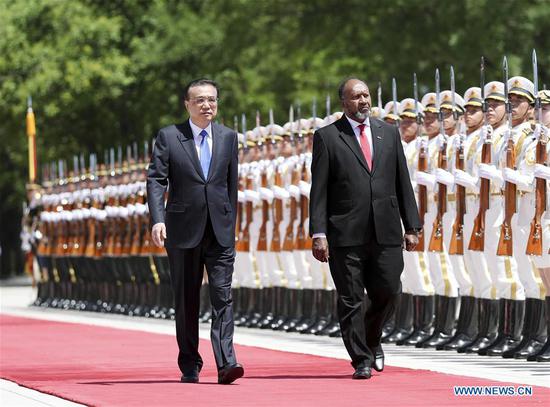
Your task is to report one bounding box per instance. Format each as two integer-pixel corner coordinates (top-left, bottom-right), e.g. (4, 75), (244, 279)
(358, 124), (372, 170)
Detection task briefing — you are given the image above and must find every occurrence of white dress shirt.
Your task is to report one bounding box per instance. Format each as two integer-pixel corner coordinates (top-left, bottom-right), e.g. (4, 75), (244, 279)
(189, 119), (213, 159)
(312, 115), (374, 240)
(345, 115), (374, 156)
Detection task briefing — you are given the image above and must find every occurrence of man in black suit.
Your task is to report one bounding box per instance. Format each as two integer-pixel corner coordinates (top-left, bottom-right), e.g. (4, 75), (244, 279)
(309, 78), (421, 379)
(147, 78), (243, 384)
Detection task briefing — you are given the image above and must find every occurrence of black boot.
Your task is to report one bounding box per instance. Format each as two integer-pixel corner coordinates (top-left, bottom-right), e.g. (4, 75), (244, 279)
(232, 287), (242, 321)
(459, 298), (499, 353)
(439, 296), (479, 350)
(380, 297), (397, 341)
(384, 293), (414, 343)
(270, 287), (289, 330)
(234, 287), (250, 326)
(306, 290), (332, 335)
(417, 296), (458, 348)
(397, 295), (435, 346)
(398, 294), (435, 346)
(290, 289), (316, 333)
(257, 287), (275, 329)
(528, 296), (550, 362)
(480, 299), (524, 356)
(505, 298), (545, 359)
(243, 288), (263, 328)
(279, 289), (303, 331)
(317, 290), (340, 336)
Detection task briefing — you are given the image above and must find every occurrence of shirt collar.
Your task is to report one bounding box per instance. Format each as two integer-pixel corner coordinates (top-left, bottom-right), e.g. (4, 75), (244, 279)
(345, 115), (370, 131)
(189, 119), (212, 139)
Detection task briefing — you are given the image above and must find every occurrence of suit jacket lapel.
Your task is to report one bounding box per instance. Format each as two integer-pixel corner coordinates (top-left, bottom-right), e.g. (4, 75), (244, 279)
(207, 123), (222, 182)
(176, 120), (205, 181)
(337, 116), (371, 174)
(370, 119), (384, 176)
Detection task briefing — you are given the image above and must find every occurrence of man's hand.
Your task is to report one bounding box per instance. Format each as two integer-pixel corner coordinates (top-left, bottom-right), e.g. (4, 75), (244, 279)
(152, 223), (166, 248)
(403, 233), (419, 251)
(312, 237), (330, 262)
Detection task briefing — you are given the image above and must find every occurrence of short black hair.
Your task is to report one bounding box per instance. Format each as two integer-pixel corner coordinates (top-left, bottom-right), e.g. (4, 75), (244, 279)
(183, 78), (219, 101)
(338, 77), (366, 100)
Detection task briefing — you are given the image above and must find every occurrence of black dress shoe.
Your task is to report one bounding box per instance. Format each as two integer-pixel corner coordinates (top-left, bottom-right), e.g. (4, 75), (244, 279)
(180, 367), (200, 383)
(218, 363), (244, 384)
(352, 364), (372, 380)
(372, 349), (384, 372)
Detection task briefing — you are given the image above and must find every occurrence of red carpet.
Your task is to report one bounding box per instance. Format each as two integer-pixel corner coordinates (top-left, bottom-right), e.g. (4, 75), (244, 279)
(1, 314), (548, 406)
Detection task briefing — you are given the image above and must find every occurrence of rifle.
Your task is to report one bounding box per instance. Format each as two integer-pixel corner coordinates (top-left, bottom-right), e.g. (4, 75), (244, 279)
(84, 155), (98, 257)
(413, 73), (428, 252)
(283, 163), (300, 251)
(295, 157), (312, 250)
(428, 68), (447, 252)
(449, 66), (465, 255)
(236, 174), (254, 252)
(270, 168), (283, 252)
(526, 49), (547, 255)
(257, 168), (269, 252)
(496, 56), (516, 256)
(469, 57), (491, 251)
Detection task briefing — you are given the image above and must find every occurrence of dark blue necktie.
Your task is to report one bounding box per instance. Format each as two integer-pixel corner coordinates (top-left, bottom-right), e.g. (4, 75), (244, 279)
(199, 129), (211, 178)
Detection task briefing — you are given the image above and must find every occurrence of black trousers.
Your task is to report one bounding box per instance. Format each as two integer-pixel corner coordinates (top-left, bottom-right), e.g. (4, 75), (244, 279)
(329, 240), (403, 368)
(166, 217), (237, 375)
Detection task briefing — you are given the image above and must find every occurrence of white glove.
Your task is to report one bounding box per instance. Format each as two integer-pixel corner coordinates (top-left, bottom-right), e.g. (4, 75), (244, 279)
(454, 169), (479, 192)
(259, 187), (274, 203)
(534, 164), (550, 181)
(244, 189), (260, 203)
(416, 171), (436, 190)
(435, 168), (455, 187)
(478, 163), (504, 188)
(299, 180), (311, 199)
(481, 125), (493, 143)
(502, 168), (534, 192)
(287, 184), (301, 200)
(238, 190), (246, 203)
(273, 185), (290, 200)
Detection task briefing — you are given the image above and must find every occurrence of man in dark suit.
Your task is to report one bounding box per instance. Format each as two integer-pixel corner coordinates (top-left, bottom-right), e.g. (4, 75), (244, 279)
(147, 78), (243, 384)
(309, 78), (422, 379)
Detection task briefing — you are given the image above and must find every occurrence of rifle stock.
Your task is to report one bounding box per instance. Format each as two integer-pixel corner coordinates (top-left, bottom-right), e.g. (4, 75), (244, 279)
(469, 138), (491, 251)
(496, 135), (516, 256)
(449, 139), (465, 255)
(415, 140), (428, 252)
(428, 138), (447, 252)
(257, 171), (269, 252)
(283, 165), (300, 251)
(270, 170), (283, 252)
(526, 132), (547, 255)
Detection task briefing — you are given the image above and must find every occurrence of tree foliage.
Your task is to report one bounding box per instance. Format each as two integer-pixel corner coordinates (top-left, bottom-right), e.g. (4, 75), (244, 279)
(0, 0), (548, 275)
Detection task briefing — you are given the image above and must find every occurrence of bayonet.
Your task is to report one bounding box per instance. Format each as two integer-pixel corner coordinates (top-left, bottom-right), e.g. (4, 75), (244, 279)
(269, 108), (276, 145)
(436, 68), (445, 137)
(289, 105), (295, 144)
(533, 49), (542, 125)
(325, 94), (330, 117)
(503, 56), (512, 134)
(392, 77), (399, 124)
(377, 82), (383, 110)
(241, 114), (247, 150)
(413, 73), (422, 134)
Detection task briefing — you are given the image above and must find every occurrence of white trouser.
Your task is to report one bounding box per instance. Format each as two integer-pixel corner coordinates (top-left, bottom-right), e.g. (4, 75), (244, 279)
(463, 196), (493, 298)
(484, 196), (525, 300)
(513, 196), (546, 299)
(444, 200), (472, 296)
(424, 203), (459, 297)
(402, 250), (434, 296)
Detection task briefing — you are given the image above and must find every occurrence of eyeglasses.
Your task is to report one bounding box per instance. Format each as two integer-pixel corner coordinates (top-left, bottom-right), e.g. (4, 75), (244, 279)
(190, 97), (219, 106)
